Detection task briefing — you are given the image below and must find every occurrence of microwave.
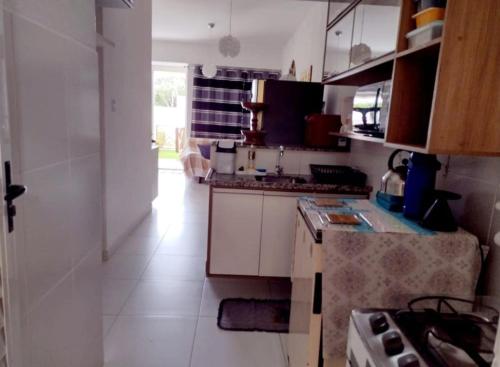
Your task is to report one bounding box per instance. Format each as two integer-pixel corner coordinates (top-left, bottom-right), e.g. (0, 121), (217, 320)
(352, 80), (391, 139)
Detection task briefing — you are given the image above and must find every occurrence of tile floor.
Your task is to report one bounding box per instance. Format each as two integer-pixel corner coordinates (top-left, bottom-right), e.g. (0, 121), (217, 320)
(102, 170), (291, 367)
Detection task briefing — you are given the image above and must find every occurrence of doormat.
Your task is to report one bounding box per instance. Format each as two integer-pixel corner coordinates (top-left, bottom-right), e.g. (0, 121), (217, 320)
(217, 298), (290, 333)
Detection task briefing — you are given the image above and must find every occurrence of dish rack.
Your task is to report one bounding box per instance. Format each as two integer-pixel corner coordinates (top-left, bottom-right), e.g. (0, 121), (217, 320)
(309, 164), (367, 186)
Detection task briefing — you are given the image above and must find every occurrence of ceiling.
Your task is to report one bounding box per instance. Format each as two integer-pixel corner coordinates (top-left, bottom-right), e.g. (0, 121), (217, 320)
(152, 0), (319, 44)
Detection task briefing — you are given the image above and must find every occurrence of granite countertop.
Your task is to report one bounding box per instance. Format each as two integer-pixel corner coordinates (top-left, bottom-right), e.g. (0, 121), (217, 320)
(206, 169), (372, 196)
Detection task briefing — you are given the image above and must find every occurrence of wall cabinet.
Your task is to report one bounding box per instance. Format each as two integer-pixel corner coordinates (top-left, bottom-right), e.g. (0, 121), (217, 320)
(385, 0), (500, 155)
(324, 0), (500, 155)
(323, 0), (400, 81)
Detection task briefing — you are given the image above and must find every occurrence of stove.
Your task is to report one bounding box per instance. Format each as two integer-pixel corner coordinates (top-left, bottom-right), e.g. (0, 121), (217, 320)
(346, 296), (499, 367)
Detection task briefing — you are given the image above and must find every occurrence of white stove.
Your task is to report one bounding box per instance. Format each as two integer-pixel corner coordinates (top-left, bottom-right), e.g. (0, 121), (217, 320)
(346, 297), (498, 367)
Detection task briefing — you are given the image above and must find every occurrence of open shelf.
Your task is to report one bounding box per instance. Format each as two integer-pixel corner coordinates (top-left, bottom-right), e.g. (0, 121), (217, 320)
(329, 131), (384, 144)
(396, 37), (442, 59)
(322, 53), (395, 86)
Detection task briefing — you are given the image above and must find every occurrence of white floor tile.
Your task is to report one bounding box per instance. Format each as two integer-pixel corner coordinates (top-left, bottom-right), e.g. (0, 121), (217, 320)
(102, 253), (151, 280)
(103, 315), (116, 337)
(155, 222), (207, 257)
(191, 317), (286, 367)
(104, 316), (196, 367)
(102, 278), (138, 315)
(200, 278), (271, 317)
(121, 280), (203, 316)
(141, 254), (205, 281)
(103, 171), (286, 367)
(116, 234), (162, 256)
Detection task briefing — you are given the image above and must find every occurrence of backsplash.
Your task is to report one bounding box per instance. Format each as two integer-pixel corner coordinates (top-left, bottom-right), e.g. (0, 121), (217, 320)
(348, 141), (500, 296)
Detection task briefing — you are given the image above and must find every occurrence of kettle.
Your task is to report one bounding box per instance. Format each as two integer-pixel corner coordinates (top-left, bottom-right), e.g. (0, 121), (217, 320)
(380, 149), (409, 197)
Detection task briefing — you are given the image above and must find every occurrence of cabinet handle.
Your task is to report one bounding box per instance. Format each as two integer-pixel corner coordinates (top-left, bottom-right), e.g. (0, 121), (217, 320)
(309, 243), (313, 258)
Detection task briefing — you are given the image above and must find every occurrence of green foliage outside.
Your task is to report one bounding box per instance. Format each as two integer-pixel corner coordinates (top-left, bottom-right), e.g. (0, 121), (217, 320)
(154, 72), (187, 108)
(159, 150), (179, 160)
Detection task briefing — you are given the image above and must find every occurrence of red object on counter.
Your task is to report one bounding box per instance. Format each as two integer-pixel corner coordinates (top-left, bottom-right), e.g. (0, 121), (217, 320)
(304, 114), (342, 148)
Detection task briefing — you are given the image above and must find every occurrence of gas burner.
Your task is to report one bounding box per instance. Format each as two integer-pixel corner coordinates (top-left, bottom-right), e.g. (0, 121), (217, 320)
(347, 296), (499, 367)
(395, 297), (498, 367)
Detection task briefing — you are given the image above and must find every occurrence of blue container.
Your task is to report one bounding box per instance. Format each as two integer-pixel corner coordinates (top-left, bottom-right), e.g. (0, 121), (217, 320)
(403, 153), (441, 219)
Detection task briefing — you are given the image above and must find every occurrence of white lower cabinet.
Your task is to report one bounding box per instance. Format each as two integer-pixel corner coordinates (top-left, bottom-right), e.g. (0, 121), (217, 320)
(209, 188), (363, 277)
(210, 190), (264, 275)
(260, 193), (303, 277)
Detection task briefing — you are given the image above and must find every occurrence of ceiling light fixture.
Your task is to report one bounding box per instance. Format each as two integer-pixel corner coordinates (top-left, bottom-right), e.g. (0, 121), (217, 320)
(219, 0), (240, 58)
(202, 22), (217, 78)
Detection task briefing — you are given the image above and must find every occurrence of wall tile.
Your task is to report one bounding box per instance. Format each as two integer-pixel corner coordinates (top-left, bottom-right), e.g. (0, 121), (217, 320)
(65, 41), (100, 159)
(27, 274), (75, 367)
(72, 247), (103, 367)
(69, 154), (103, 264)
(437, 175), (497, 244)
(12, 15), (69, 171)
(446, 155), (500, 185)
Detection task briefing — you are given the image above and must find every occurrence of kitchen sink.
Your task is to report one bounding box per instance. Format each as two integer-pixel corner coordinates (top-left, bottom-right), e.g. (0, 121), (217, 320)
(254, 175), (308, 184)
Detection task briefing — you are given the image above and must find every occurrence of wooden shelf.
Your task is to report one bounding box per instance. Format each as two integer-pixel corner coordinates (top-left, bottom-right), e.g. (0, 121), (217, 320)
(329, 131), (384, 144)
(396, 37), (442, 59)
(322, 53), (395, 86)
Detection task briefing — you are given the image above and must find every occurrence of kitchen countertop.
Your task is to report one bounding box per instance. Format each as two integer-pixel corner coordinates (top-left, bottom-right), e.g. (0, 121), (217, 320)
(206, 169), (372, 196)
(298, 197), (433, 243)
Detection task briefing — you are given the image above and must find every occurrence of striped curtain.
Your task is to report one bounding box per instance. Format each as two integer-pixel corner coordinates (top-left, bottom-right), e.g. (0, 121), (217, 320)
(190, 65), (281, 140)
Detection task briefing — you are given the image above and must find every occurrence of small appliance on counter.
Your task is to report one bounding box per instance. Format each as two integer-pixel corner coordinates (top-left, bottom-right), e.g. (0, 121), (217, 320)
(377, 149), (410, 212)
(421, 189), (461, 232)
(347, 296), (499, 367)
(403, 153), (441, 219)
(215, 141), (236, 174)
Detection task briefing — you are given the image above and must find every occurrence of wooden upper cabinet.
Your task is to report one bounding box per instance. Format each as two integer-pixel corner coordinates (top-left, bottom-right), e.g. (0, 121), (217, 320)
(428, 0), (500, 155)
(386, 0), (500, 155)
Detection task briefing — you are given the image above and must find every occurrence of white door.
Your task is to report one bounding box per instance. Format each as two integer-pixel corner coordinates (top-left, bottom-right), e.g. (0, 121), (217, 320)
(0, 4), (103, 367)
(0, 6), (26, 365)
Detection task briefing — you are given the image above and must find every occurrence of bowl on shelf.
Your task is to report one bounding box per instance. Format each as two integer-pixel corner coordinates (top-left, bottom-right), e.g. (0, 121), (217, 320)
(412, 7), (445, 28)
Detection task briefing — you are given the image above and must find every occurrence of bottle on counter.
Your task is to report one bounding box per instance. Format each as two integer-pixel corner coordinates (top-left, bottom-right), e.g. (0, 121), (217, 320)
(247, 145), (256, 170)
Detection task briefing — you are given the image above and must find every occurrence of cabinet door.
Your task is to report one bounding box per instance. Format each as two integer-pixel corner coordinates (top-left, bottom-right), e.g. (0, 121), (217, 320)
(328, 0), (351, 24)
(288, 213), (321, 367)
(324, 11), (355, 79)
(260, 194), (300, 277)
(210, 191), (263, 275)
(349, 0), (400, 68)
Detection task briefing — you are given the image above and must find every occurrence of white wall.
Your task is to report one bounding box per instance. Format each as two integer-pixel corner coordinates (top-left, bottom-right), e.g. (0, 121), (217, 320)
(102, 1), (153, 255)
(281, 3), (328, 82)
(153, 39), (283, 70)
(3, 0), (102, 365)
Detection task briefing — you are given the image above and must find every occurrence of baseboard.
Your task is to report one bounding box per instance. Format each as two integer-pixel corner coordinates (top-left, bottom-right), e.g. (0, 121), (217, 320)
(103, 205), (152, 260)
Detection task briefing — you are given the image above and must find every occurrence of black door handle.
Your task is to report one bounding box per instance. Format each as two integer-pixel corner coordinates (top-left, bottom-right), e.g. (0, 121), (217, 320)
(4, 162), (26, 232)
(5, 184), (26, 202)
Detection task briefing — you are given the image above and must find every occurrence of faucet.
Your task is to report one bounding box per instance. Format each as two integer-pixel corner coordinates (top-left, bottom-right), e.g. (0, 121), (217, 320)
(276, 146), (285, 176)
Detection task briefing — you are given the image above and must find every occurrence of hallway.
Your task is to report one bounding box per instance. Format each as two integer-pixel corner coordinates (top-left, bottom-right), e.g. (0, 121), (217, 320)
(102, 171), (290, 367)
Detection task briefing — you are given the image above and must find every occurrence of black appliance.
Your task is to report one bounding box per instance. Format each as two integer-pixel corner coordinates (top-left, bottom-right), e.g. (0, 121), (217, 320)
(253, 79), (324, 146)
